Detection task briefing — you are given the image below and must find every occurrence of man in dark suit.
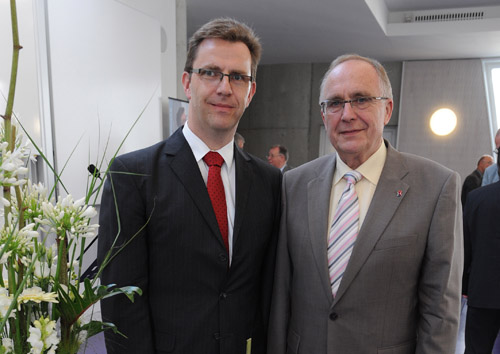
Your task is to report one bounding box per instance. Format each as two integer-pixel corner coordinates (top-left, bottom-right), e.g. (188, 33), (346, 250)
(463, 157), (500, 353)
(268, 54), (463, 353)
(267, 145), (291, 173)
(97, 18), (281, 354)
(461, 155), (493, 208)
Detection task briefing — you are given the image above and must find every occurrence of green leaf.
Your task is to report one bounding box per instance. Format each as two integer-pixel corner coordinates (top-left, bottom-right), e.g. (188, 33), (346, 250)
(80, 320), (126, 338)
(56, 279), (142, 326)
(102, 285), (143, 302)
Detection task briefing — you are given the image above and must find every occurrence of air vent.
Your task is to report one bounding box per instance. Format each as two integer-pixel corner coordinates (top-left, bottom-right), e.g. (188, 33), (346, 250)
(413, 11), (484, 23)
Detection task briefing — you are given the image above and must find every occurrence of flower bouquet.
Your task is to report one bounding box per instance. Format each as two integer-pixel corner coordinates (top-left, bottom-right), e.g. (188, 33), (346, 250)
(0, 1), (142, 353)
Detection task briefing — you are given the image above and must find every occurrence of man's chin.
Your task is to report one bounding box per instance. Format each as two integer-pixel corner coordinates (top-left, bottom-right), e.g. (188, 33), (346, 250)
(334, 138), (363, 153)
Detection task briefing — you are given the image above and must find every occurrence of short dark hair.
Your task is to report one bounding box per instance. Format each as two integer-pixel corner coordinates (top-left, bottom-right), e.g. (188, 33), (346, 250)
(184, 18), (262, 79)
(271, 144), (289, 161)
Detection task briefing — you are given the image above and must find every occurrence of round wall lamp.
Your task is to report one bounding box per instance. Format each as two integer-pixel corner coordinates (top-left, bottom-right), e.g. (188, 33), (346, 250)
(430, 108), (457, 136)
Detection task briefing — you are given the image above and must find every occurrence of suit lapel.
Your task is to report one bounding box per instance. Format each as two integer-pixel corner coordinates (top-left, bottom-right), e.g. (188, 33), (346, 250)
(232, 147), (252, 246)
(308, 155), (337, 302)
(333, 143), (410, 303)
(164, 129), (226, 249)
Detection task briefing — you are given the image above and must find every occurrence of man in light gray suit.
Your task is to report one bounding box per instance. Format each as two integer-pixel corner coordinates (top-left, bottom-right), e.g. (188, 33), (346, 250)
(268, 54), (463, 354)
(481, 128), (500, 186)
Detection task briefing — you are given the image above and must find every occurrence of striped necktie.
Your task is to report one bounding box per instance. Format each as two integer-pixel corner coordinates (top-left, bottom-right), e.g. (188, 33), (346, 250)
(328, 170), (362, 297)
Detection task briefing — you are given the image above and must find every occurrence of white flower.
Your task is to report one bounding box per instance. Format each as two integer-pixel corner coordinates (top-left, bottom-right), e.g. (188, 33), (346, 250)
(0, 144), (30, 187)
(43, 320), (59, 348)
(40, 194), (99, 240)
(27, 317), (59, 354)
(0, 287), (15, 319)
(81, 206), (97, 219)
(2, 337), (13, 353)
(0, 222), (37, 260)
(34, 260), (57, 279)
(18, 286), (58, 308)
(0, 247), (12, 264)
(27, 326), (43, 354)
(1, 197), (10, 207)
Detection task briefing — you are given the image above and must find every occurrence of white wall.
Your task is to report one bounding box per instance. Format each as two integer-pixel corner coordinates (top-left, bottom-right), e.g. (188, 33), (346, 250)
(45, 0), (163, 200)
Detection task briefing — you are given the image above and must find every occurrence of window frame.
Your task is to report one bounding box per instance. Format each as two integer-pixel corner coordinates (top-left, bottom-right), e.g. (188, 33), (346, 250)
(482, 58), (500, 148)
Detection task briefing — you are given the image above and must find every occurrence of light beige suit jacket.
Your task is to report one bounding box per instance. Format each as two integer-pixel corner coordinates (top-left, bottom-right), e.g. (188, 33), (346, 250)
(268, 141), (463, 354)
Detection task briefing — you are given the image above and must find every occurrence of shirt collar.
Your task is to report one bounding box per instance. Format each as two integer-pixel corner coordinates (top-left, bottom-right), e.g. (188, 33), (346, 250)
(334, 140), (387, 186)
(182, 122), (234, 169)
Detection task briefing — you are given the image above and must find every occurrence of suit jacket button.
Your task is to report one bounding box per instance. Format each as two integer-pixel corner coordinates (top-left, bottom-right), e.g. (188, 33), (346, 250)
(218, 253), (227, 262)
(219, 292), (227, 300)
(329, 312), (338, 321)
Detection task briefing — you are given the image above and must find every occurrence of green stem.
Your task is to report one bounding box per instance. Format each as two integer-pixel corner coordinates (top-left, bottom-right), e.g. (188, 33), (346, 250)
(4, 0), (22, 151)
(0, 255), (38, 351)
(15, 260), (26, 351)
(56, 232), (73, 348)
(7, 257), (19, 353)
(14, 184), (25, 228)
(0, 265), (4, 288)
(56, 233), (69, 288)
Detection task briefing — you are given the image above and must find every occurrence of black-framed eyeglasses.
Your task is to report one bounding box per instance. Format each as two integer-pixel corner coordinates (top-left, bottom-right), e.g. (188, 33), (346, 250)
(320, 97), (388, 115)
(189, 68), (253, 87)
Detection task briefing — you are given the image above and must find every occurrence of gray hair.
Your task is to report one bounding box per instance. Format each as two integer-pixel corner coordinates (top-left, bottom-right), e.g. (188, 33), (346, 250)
(319, 54), (393, 103)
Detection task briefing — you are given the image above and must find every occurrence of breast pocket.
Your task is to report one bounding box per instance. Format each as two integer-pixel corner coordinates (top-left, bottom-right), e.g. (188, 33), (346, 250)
(374, 235), (417, 250)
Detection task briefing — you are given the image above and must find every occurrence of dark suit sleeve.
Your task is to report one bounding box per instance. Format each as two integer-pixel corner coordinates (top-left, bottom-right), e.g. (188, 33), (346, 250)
(259, 171), (282, 348)
(461, 172), (480, 208)
(462, 192), (473, 296)
(97, 156), (154, 354)
(417, 171), (463, 353)
(267, 174), (291, 354)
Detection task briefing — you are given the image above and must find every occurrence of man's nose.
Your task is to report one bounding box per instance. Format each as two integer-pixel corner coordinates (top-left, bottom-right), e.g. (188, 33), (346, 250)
(341, 101), (356, 121)
(216, 75), (233, 95)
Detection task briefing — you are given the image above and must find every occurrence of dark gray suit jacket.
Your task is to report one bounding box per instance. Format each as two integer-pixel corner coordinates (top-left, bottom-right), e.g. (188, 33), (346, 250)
(98, 127), (281, 354)
(463, 180), (500, 308)
(268, 141), (463, 354)
(461, 169), (482, 209)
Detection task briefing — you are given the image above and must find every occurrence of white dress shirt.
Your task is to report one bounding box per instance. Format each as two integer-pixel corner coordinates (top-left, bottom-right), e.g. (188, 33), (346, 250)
(182, 123), (236, 262)
(328, 141), (387, 231)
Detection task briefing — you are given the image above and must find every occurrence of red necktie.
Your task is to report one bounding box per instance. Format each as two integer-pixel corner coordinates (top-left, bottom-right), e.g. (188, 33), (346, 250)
(203, 152), (229, 252)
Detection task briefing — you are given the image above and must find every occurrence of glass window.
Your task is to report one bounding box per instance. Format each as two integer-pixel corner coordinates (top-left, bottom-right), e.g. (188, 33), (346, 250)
(482, 59), (500, 146)
(492, 67), (500, 131)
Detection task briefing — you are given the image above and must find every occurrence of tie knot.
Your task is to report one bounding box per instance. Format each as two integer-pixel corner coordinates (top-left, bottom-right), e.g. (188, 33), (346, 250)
(203, 151), (224, 167)
(344, 170), (362, 185)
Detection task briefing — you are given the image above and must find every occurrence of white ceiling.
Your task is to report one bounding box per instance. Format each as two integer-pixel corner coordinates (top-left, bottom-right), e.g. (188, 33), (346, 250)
(186, 0), (500, 64)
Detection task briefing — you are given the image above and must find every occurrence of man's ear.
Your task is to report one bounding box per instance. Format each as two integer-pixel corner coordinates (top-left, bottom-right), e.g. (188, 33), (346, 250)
(182, 72), (192, 100)
(384, 99), (394, 125)
(245, 81), (257, 108)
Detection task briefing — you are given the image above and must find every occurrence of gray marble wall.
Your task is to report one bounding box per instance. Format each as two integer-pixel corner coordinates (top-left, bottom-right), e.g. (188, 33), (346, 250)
(398, 59), (491, 180)
(237, 61), (403, 168)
